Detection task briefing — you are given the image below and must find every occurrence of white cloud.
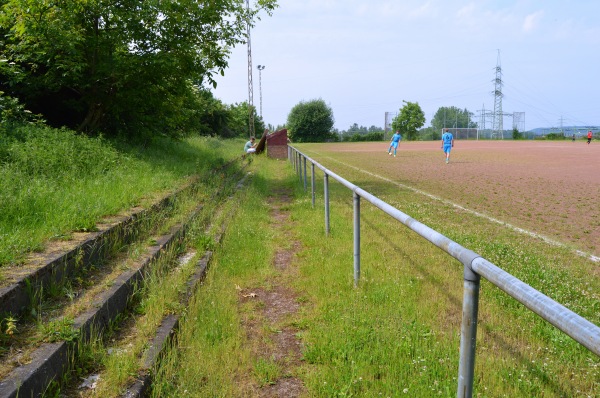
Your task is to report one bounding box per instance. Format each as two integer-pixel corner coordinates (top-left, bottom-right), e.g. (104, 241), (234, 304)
(456, 3), (477, 20)
(522, 10), (544, 33)
(408, 1), (434, 19)
(348, 1), (437, 20)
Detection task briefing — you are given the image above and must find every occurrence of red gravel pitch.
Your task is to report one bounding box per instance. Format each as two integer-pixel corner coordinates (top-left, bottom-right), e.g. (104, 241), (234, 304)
(304, 140), (600, 257)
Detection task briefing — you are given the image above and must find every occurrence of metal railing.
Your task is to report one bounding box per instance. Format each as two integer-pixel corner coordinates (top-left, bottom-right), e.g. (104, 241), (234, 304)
(288, 145), (600, 398)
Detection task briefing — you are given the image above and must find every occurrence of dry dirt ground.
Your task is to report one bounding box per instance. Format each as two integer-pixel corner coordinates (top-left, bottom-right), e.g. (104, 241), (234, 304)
(238, 187), (305, 397)
(307, 140), (600, 258)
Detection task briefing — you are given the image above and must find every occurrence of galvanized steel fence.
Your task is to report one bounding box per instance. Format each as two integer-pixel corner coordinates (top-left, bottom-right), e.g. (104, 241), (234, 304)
(288, 145), (600, 398)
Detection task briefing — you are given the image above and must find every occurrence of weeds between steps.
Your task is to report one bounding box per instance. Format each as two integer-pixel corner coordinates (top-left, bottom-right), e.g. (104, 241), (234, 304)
(0, 154), (248, 396)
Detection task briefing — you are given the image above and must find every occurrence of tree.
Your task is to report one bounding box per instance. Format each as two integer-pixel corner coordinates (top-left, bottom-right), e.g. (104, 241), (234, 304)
(418, 126), (440, 141)
(431, 106), (477, 132)
(287, 99), (335, 142)
(512, 128), (523, 140)
(224, 101), (264, 139)
(194, 89), (230, 137)
(0, 0), (278, 137)
(391, 101), (425, 141)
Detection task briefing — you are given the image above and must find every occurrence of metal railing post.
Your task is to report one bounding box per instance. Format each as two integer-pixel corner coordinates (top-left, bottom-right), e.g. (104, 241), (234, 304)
(303, 156), (307, 191)
(353, 191), (360, 287)
(457, 261), (481, 398)
(324, 173), (330, 236)
(311, 163), (316, 207)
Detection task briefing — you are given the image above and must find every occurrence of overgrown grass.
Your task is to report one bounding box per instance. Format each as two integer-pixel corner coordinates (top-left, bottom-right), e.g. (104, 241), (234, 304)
(0, 124), (242, 268)
(0, 152), (246, 397)
(85, 245), (195, 396)
(151, 155), (291, 396)
(81, 169), (240, 396)
(0, 138), (246, 388)
(153, 148), (599, 397)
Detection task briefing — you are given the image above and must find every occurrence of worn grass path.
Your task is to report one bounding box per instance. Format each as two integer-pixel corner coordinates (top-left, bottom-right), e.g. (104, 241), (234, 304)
(236, 183), (306, 397)
(151, 156), (309, 397)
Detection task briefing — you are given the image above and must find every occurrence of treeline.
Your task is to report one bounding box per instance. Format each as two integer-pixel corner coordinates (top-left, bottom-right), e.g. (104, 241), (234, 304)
(0, 0), (277, 140)
(337, 123), (384, 142)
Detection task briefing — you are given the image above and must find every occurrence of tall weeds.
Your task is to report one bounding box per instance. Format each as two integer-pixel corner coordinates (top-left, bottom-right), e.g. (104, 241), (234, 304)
(0, 124), (239, 267)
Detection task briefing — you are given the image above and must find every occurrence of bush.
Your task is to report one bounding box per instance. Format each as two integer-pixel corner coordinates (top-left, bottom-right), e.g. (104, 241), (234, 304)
(0, 92), (44, 126)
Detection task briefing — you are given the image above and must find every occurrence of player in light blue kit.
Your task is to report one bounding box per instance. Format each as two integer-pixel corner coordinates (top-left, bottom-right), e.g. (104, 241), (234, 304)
(387, 130), (402, 157)
(441, 128), (454, 163)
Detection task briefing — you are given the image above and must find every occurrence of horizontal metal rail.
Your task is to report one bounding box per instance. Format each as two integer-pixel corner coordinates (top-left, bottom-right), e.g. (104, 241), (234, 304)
(288, 145), (600, 398)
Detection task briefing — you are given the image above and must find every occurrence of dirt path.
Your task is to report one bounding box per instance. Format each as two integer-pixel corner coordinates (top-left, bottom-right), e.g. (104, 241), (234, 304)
(238, 187), (305, 397)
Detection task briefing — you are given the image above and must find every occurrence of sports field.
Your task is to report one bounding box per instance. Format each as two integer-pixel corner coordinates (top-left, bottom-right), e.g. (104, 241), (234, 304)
(297, 140), (600, 260)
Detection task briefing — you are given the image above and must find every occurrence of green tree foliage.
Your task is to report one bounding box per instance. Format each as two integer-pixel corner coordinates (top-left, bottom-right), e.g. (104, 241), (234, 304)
(287, 99), (335, 142)
(512, 128), (524, 140)
(0, 91), (44, 126)
(194, 89), (229, 137)
(224, 102), (265, 139)
(391, 101), (425, 141)
(0, 0), (277, 138)
(431, 106), (477, 132)
(418, 126), (441, 141)
(347, 123), (367, 135)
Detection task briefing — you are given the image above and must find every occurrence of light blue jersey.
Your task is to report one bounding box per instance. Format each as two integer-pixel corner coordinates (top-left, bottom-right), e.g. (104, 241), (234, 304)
(390, 133), (402, 148)
(442, 132), (453, 153)
(442, 132), (453, 144)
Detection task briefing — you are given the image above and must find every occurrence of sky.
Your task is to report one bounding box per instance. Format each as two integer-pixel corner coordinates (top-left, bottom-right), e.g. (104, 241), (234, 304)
(212, 1), (600, 132)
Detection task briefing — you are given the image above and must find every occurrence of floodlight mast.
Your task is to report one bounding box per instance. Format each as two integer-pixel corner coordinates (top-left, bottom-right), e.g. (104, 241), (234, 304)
(257, 65), (265, 117)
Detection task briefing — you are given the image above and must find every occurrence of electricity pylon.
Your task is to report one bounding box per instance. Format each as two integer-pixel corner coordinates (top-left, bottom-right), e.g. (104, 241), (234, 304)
(492, 50), (504, 139)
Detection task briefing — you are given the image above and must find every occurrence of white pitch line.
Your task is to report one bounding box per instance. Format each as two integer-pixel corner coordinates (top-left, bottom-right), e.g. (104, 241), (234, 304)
(306, 150), (600, 263)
